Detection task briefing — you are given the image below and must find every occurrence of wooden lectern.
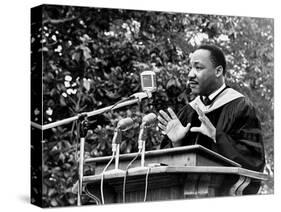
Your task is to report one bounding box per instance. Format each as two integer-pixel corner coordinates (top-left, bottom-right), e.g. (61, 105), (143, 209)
(81, 145), (268, 204)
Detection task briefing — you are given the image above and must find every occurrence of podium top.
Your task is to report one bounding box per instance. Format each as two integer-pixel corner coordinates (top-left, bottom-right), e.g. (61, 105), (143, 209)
(85, 144), (241, 167)
(82, 165), (268, 184)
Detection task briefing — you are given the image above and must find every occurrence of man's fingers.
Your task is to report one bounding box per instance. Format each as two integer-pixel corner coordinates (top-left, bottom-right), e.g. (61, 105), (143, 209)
(159, 110), (172, 122)
(161, 131), (167, 135)
(157, 115), (168, 125)
(157, 123), (166, 131)
(167, 108), (177, 120)
(157, 123), (166, 135)
(190, 126), (201, 133)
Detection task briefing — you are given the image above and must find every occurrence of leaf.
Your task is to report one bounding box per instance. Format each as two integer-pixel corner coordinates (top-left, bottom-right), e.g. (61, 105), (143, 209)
(59, 153), (65, 162)
(48, 188), (56, 197)
(83, 78), (91, 91)
(68, 198), (76, 205)
(59, 96), (67, 106)
(81, 46), (92, 60)
(72, 51), (81, 62)
(50, 199), (58, 207)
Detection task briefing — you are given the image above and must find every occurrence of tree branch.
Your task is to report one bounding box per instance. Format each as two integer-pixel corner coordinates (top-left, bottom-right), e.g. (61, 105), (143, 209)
(43, 17), (77, 25)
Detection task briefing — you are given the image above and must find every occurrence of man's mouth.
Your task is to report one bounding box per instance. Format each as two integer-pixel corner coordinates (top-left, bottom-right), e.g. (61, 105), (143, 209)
(188, 81), (198, 86)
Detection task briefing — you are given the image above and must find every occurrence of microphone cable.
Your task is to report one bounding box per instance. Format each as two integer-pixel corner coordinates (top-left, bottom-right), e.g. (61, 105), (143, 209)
(100, 152), (115, 204)
(122, 150), (142, 203)
(85, 184), (101, 205)
(143, 167), (151, 202)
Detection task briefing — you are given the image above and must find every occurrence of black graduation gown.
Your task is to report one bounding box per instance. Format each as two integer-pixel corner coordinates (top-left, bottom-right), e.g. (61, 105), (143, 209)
(160, 96), (265, 194)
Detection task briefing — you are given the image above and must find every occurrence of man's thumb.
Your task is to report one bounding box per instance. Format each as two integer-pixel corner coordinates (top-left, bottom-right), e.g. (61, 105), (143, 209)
(185, 123), (191, 131)
(190, 127), (200, 132)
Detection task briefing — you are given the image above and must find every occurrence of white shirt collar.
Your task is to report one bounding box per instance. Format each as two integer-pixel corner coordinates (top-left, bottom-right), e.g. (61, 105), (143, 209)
(190, 87), (244, 114)
(208, 83), (226, 101)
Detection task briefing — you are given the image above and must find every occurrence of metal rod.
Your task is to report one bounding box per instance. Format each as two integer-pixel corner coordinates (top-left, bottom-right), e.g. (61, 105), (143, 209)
(31, 121), (42, 130)
(77, 137), (85, 206)
(141, 141), (145, 167)
(31, 98), (141, 130)
(115, 144), (120, 170)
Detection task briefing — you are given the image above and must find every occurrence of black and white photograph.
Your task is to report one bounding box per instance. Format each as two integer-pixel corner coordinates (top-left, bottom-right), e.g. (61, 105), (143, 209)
(30, 3), (274, 208)
(2, 0), (281, 212)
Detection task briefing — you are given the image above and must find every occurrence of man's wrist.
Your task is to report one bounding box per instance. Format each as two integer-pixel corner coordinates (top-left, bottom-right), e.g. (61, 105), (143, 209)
(172, 139), (183, 147)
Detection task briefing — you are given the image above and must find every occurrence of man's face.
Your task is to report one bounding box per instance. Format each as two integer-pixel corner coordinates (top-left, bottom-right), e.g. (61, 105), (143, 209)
(188, 49), (217, 96)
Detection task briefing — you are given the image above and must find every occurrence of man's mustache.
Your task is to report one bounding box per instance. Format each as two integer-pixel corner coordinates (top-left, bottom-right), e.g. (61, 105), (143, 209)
(188, 79), (198, 84)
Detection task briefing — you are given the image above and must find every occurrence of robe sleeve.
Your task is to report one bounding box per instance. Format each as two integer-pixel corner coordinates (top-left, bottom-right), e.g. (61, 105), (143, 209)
(215, 97), (265, 171)
(159, 136), (173, 149)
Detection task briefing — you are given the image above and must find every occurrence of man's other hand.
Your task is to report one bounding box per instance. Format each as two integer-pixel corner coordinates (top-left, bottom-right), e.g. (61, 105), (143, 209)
(190, 104), (216, 143)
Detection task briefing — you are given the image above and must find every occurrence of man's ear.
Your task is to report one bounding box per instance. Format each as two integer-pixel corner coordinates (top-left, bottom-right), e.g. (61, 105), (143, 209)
(215, 65), (223, 77)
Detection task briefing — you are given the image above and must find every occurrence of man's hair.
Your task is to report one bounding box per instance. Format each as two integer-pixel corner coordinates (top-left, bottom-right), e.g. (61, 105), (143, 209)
(197, 44), (226, 75)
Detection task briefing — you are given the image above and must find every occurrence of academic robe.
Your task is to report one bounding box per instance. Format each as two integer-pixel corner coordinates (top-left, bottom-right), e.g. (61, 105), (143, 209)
(160, 88), (265, 194)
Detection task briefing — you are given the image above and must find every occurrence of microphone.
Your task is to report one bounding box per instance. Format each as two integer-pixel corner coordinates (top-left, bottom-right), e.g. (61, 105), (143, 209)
(138, 113), (157, 148)
(127, 71), (156, 102)
(112, 118), (134, 150)
(142, 113), (157, 127)
(122, 113), (156, 202)
(104, 117), (135, 176)
(116, 117), (134, 131)
(140, 71), (157, 92)
(101, 118), (134, 202)
(138, 113), (157, 167)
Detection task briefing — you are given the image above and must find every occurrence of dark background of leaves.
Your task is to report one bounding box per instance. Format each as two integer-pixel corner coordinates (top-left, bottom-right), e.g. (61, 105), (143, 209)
(31, 5), (274, 207)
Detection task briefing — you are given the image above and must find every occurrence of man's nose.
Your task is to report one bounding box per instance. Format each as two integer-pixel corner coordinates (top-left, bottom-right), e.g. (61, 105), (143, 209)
(188, 68), (196, 79)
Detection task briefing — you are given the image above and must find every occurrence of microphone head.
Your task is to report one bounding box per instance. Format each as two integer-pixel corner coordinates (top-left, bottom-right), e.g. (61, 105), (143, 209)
(142, 113), (157, 126)
(116, 117), (134, 131)
(140, 71), (157, 92)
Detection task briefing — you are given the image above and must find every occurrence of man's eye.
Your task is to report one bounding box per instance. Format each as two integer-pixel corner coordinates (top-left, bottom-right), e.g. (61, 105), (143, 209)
(195, 66), (203, 70)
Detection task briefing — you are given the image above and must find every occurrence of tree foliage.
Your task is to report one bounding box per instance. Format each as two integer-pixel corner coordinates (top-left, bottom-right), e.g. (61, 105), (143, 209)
(31, 5), (274, 207)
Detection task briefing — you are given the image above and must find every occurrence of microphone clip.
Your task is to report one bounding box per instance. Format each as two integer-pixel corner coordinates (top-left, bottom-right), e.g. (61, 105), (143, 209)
(129, 91), (152, 101)
(77, 113), (89, 138)
(112, 129), (121, 153)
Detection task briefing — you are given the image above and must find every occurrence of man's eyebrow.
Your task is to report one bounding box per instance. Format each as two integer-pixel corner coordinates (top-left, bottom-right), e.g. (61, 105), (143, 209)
(190, 61), (202, 65)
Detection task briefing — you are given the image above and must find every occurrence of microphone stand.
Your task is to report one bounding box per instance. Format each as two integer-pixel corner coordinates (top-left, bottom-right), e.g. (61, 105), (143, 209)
(30, 95), (151, 206)
(101, 128), (125, 176)
(127, 113), (157, 173)
(31, 98), (146, 131)
(128, 123), (149, 172)
(139, 124), (146, 168)
(77, 114), (88, 206)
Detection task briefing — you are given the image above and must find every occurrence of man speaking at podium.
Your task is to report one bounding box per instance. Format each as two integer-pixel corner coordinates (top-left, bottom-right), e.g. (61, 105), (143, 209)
(158, 44), (265, 176)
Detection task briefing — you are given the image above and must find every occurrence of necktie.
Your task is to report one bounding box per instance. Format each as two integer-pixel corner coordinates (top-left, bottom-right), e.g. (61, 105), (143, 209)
(200, 86), (229, 106)
(201, 96), (212, 106)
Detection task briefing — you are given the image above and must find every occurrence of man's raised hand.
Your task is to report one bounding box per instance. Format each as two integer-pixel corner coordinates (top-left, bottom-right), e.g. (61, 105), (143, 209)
(157, 108), (191, 146)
